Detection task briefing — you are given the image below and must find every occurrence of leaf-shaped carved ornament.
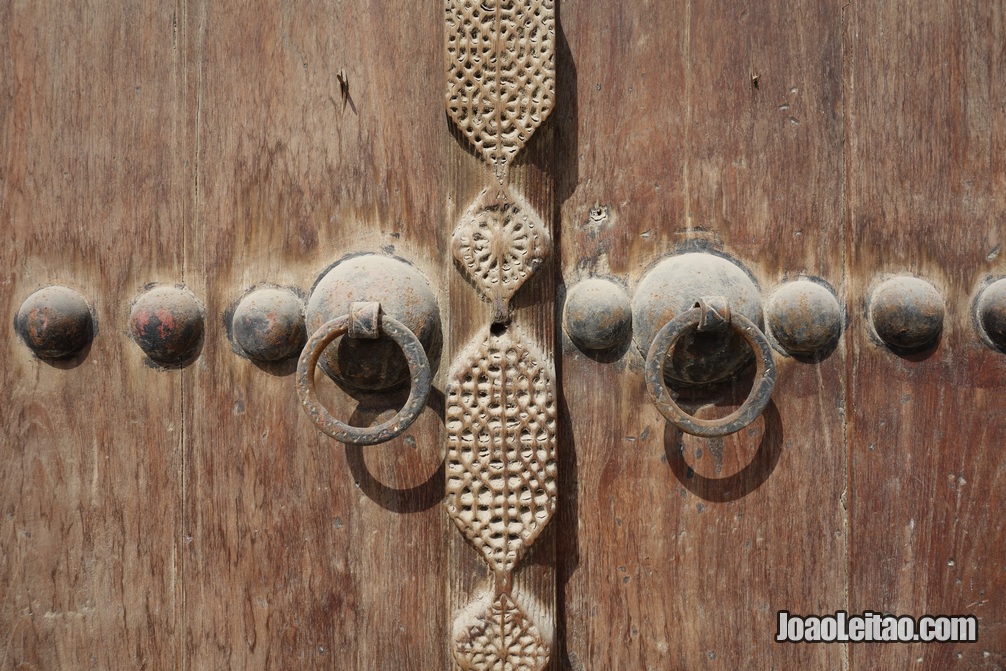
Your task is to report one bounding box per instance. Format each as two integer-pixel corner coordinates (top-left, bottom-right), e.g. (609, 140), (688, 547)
(445, 325), (558, 576)
(445, 0), (556, 181)
(453, 591), (550, 671)
(452, 187), (551, 323)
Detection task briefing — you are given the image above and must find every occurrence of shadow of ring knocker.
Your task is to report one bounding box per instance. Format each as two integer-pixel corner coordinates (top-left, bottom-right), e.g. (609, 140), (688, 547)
(663, 401), (784, 502)
(345, 389), (446, 513)
(646, 296), (782, 500)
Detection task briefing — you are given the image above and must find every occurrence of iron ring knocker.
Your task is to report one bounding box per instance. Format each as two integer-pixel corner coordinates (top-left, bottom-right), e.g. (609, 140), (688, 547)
(645, 296), (777, 437)
(296, 302), (432, 445)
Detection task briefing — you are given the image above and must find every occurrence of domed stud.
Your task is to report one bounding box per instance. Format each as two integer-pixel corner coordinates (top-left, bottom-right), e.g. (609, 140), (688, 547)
(15, 286), (95, 359)
(631, 252), (762, 385)
(231, 287), (306, 362)
(562, 278), (632, 352)
(765, 280), (843, 357)
(129, 286), (204, 366)
(868, 277), (944, 352)
(306, 255), (441, 392)
(975, 278), (1006, 351)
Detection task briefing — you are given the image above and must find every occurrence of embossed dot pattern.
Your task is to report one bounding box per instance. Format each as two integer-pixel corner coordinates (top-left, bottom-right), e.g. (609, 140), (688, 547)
(446, 325), (558, 576)
(445, 0), (556, 180)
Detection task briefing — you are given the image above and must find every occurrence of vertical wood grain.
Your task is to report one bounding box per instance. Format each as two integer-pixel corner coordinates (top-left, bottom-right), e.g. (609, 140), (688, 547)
(556, 0), (848, 668)
(0, 3), (187, 668)
(5, 2), (1006, 669)
(846, 2), (1006, 668)
(181, 1), (448, 669)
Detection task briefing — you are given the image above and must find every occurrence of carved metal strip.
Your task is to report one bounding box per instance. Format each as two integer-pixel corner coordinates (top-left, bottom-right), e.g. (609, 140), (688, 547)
(445, 324), (558, 576)
(452, 186), (552, 322)
(445, 0), (556, 183)
(445, 0), (557, 667)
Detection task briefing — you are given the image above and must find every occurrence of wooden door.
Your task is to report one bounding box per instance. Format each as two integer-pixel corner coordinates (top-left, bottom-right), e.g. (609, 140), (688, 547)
(2, 2), (1004, 670)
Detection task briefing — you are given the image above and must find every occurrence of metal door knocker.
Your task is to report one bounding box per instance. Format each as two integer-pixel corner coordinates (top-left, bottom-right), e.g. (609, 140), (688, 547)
(645, 296), (776, 437)
(631, 252), (777, 437)
(297, 301), (432, 445)
(296, 253), (442, 445)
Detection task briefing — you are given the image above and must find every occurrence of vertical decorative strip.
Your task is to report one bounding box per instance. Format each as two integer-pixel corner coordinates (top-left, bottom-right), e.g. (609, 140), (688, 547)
(444, 1), (558, 669)
(445, 0), (556, 185)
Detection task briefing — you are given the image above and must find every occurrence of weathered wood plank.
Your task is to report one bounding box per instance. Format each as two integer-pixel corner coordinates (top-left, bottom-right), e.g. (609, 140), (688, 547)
(0, 3), (187, 669)
(7, 2), (1006, 669)
(556, 1), (848, 668)
(846, 1), (1006, 667)
(180, 1), (449, 669)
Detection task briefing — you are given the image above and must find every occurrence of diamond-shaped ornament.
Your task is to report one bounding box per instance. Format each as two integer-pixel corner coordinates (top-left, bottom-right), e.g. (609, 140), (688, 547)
(453, 591), (551, 671)
(452, 187), (552, 323)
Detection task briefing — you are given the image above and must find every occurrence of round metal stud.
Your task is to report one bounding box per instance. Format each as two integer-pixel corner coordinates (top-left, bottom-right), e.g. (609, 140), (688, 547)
(129, 286), (204, 365)
(766, 280), (843, 356)
(562, 278), (632, 351)
(15, 286), (94, 359)
(632, 252), (762, 385)
(306, 255), (441, 392)
(231, 288), (306, 362)
(869, 277), (944, 351)
(976, 278), (1006, 350)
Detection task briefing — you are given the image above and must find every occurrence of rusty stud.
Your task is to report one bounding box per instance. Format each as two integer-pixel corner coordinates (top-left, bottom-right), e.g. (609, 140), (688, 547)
(869, 277), (944, 351)
(129, 286), (204, 366)
(562, 278), (631, 351)
(306, 255), (441, 392)
(632, 253), (762, 385)
(231, 287), (306, 362)
(15, 286), (95, 359)
(766, 280), (843, 356)
(976, 278), (1006, 351)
